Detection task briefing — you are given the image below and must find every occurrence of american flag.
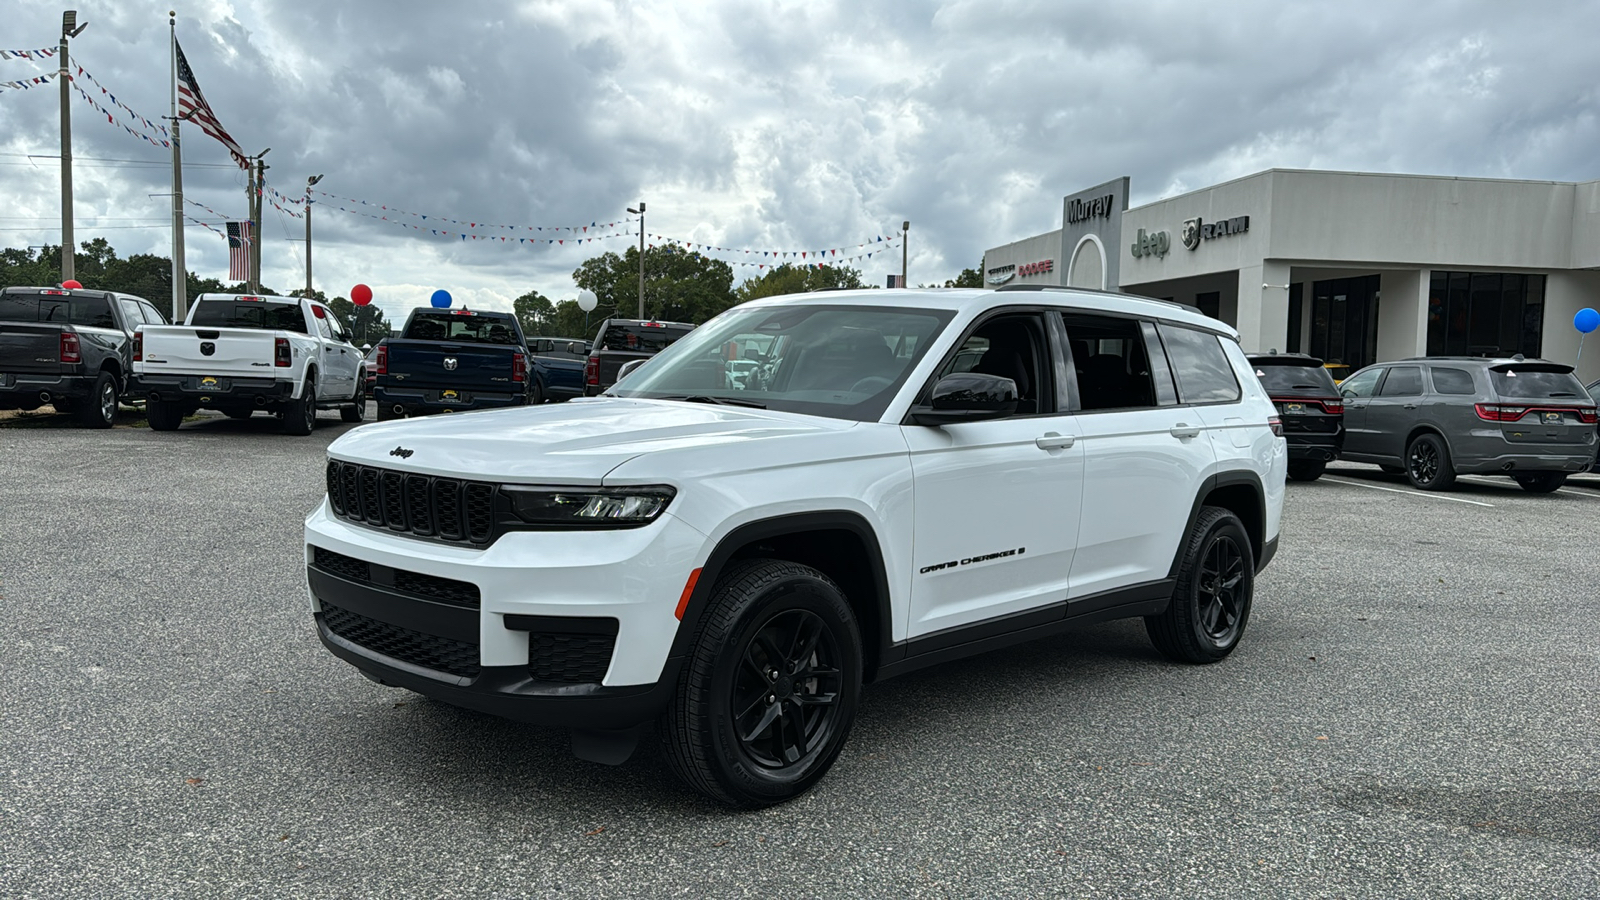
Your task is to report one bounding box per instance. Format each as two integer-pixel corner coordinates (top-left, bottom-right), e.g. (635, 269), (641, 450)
(226, 221), (252, 281)
(175, 39), (247, 169)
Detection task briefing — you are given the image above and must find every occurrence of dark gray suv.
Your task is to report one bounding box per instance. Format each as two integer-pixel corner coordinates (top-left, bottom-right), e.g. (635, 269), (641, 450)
(1339, 357), (1598, 493)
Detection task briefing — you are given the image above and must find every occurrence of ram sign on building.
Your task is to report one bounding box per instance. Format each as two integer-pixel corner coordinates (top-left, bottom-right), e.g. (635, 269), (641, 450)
(983, 168), (1600, 384)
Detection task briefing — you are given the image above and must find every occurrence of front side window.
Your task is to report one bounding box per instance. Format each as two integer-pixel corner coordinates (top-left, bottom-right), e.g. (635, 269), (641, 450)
(119, 298), (146, 325)
(1158, 324), (1242, 404)
(1378, 366), (1423, 396)
(1061, 313), (1160, 411)
(610, 304), (953, 422)
(138, 301), (168, 325)
(1429, 367), (1477, 395)
(1340, 367), (1382, 398)
(935, 314), (1051, 415)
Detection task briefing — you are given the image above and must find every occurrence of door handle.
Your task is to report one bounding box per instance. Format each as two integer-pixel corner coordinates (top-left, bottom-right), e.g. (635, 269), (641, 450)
(1035, 432), (1075, 451)
(1170, 424), (1202, 439)
(1403, 403), (1418, 410)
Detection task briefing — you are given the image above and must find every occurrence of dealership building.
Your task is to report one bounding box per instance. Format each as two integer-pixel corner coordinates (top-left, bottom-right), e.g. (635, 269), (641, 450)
(983, 169), (1600, 383)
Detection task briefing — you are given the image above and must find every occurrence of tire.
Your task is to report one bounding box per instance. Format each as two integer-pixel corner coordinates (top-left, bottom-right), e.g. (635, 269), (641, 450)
(75, 371), (118, 429)
(1379, 464), (1404, 475)
(1145, 507), (1254, 664)
(224, 409), (253, 420)
(529, 378), (545, 405)
(1287, 460), (1326, 482)
(1404, 433), (1455, 491)
(660, 559), (863, 808)
(146, 399), (184, 432)
(1514, 472), (1567, 494)
(341, 382), (367, 423)
(282, 380), (316, 435)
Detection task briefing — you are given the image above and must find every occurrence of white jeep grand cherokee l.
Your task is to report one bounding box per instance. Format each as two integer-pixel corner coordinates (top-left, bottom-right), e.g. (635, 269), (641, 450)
(305, 286), (1285, 807)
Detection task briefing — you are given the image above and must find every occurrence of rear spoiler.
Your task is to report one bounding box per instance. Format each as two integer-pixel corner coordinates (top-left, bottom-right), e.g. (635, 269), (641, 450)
(1488, 362), (1573, 374)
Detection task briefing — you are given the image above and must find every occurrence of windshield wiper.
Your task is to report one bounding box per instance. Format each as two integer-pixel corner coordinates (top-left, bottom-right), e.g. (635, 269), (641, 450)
(656, 394), (768, 409)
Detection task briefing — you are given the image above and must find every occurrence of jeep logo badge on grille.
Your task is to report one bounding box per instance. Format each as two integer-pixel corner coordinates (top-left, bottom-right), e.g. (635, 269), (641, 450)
(390, 446), (414, 459)
(443, 357), (458, 371)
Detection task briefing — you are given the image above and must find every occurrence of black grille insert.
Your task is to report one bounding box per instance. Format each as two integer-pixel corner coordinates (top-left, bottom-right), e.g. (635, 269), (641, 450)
(309, 546), (480, 609)
(528, 633), (616, 684)
(325, 460), (496, 546)
(321, 602), (480, 678)
(312, 546), (369, 583)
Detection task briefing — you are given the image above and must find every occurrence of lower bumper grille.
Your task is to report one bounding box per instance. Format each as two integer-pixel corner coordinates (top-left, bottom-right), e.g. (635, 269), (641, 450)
(529, 633), (616, 684)
(321, 602), (481, 678)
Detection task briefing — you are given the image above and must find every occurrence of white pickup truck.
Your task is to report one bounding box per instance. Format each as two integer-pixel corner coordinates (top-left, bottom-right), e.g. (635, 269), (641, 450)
(132, 293), (366, 434)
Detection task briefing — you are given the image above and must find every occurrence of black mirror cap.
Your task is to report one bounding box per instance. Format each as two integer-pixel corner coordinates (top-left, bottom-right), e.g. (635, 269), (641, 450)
(911, 373), (1018, 425)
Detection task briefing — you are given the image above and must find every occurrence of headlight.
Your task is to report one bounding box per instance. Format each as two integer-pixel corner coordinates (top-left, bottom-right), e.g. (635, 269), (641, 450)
(502, 485), (676, 528)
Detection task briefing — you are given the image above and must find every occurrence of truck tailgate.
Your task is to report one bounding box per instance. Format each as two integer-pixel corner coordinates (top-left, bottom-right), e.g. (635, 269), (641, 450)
(384, 340), (520, 390)
(0, 322), (69, 375)
(139, 325), (282, 376)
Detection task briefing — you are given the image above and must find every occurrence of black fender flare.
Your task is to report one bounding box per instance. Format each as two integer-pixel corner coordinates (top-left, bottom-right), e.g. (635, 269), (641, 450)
(1168, 469), (1268, 577)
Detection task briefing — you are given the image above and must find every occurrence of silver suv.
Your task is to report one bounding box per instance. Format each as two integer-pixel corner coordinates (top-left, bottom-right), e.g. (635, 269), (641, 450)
(1339, 356), (1598, 492)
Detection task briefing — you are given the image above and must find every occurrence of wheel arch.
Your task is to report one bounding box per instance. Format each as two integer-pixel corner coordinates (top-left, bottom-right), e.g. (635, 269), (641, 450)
(671, 511), (893, 683)
(1169, 470), (1267, 575)
(1403, 424), (1450, 459)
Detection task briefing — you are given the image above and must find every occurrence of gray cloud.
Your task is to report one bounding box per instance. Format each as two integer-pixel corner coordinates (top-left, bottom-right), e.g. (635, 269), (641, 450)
(2, 0), (1596, 325)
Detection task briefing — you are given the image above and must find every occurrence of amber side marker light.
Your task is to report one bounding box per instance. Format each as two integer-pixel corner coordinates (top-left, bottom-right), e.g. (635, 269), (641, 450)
(675, 568), (703, 621)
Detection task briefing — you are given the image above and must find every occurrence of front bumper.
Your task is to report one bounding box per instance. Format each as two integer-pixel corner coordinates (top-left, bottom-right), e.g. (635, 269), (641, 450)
(374, 384), (526, 416)
(131, 373), (293, 406)
(303, 500), (705, 727)
(0, 372), (97, 407)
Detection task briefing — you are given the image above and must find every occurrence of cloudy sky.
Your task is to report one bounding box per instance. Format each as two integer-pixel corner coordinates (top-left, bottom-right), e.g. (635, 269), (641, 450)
(2, 0), (1596, 325)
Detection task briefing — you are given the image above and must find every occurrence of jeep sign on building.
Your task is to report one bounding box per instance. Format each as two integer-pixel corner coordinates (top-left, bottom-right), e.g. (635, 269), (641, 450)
(983, 168), (1600, 384)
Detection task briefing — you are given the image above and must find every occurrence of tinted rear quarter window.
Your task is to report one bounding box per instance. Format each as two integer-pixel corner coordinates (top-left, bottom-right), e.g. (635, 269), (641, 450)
(191, 301), (309, 333)
(1490, 366), (1586, 399)
(1251, 362), (1338, 394)
(1159, 325), (1241, 403)
(599, 323), (693, 353)
(1429, 367), (1477, 395)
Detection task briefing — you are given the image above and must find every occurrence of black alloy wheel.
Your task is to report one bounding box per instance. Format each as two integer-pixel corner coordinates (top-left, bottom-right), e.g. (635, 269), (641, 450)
(660, 559), (862, 808)
(530, 378), (545, 404)
(1146, 506), (1254, 664)
(341, 381), (367, 423)
(1405, 433), (1456, 491)
(146, 398), (184, 431)
(1514, 472), (1567, 494)
(76, 371), (118, 429)
(283, 381), (316, 436)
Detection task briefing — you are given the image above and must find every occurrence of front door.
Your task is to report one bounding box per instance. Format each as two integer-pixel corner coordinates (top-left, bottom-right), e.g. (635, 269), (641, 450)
(1363, 365), (1424, 461)
(1337, 366), (1384, 457)
(904, 312), (1084, 639)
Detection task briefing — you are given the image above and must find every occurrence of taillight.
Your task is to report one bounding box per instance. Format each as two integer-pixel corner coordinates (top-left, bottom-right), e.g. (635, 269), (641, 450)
(512, 351), (526, 383)
(275, 337), (291, 367)
(132, 331), (143, 362)
(1268, 416), (1283, 438)
(60, 331), (82, 364)
(1475, 403), (1528, 422)
(376, 344), (387, 375)
(1578, 408), (1598, 425)
(585, 355), (600, 386)
(1320, 400), (1343, 415)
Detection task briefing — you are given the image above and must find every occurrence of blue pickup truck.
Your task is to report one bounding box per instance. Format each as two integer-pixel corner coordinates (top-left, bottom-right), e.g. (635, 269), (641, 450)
(526, 336), (588, 403)
(372, 308), (528, 420)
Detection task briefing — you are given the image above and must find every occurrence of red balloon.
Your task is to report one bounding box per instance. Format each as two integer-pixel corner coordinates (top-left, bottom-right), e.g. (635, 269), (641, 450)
(61, 279), (83, 289)
(351, 283), (373, 306)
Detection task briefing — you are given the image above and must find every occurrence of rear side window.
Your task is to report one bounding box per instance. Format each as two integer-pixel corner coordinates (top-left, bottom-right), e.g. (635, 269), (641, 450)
(190, 300), (309, 333)
(1251, 361), (1338, 394)
(1489, 365), (1586, 399)
(1061, 313), (1161, 411)
(1429, 367), (1477, 395)
(119, 298), (147, 325)
(1379, 366), (1423, 396)
(1158, 324), (1241, 403)
(0, 291), (116, 327)
(597, 323), (693, 353)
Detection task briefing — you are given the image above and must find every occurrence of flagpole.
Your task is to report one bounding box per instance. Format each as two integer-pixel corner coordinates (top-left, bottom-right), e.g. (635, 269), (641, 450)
(169, 11), (187, 321)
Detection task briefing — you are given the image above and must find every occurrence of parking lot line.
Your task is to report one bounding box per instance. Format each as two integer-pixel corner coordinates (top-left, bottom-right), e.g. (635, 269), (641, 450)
(1321, 476), (1495, 507)
(1455, 474), (1600, 500)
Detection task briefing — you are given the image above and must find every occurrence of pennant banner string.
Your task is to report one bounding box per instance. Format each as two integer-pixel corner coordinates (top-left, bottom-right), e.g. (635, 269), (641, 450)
(0, 48), (58, 61)
(0, 70), (59, 93)
(73, 64), (170, 137)
(69, 75), (170, 149)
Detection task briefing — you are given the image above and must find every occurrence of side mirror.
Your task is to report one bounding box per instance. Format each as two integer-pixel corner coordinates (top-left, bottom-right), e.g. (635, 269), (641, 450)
(910, 373), (1018, 425)
(567, 342), (584, 355)
(617, 359), (647, 381)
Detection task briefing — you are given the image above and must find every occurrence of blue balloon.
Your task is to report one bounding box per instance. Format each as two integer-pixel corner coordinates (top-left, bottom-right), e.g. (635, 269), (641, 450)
(430, 289), (452, 309)
(1575, 307), (1600, 334)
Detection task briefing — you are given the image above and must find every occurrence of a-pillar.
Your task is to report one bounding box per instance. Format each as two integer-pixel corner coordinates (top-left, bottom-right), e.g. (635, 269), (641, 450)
(1235, 261), (1290, 353)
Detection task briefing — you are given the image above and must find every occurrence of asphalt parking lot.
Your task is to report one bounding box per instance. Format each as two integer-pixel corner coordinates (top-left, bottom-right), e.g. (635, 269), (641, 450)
(3, 410), (1598, 898)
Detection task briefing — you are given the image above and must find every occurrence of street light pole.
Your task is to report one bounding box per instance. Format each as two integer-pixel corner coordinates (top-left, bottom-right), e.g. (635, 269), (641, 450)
(627, 202), (646, 318)
(59, 10), (87, 283)
(304, 174), (322, 295)
(900, 220), (909, 288)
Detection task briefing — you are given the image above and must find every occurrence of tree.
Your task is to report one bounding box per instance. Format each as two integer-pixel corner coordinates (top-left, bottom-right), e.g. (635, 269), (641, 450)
(0, 239), (278, 323)
(943, 262), (983, 288)
(513, 290), (555, 336)
(573, 245), (737, 325)
(734, 263), (865, 303)
(547, 299), (594, 340)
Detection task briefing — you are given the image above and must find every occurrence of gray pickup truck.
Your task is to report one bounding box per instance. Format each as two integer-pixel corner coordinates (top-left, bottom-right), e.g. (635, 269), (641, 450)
(0, 286), (167, 427)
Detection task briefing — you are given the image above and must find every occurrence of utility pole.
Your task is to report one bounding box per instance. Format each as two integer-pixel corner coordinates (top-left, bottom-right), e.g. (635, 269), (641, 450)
(247, 148), (269, 293)
(900, 220), (910, 288)
(168, 11), (187, 321)
(626, 202), (646, 318)
(59, 10), (87, 283)
(304, 174), (322, 295)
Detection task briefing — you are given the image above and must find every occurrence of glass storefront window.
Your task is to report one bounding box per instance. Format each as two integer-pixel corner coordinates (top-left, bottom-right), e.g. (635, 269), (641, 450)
(1426, 272), (1545, 358)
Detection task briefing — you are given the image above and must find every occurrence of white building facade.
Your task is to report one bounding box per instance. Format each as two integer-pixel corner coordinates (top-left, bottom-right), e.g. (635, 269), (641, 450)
(983, 169), (1600, 383)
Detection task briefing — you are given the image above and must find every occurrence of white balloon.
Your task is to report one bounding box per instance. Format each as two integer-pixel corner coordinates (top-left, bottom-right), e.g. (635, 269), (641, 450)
(577, 289), (598, 312)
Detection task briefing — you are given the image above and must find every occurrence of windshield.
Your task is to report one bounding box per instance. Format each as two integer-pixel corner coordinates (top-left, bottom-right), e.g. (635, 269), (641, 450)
(610, 304), (955, 422)
(0, 291), (116, 328)
(1489, 365), (1586, 399)
(404, 313), (520, 344)
(1251, 361), (1338, 394)
(191, 300), (308, 333)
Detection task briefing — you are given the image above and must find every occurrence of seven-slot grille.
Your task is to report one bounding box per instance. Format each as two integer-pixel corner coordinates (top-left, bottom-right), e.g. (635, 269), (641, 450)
(326, 459), (496, 544)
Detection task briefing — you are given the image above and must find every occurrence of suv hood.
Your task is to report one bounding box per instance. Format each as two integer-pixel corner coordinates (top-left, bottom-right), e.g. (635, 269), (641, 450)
(328, 398), (855, 482)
